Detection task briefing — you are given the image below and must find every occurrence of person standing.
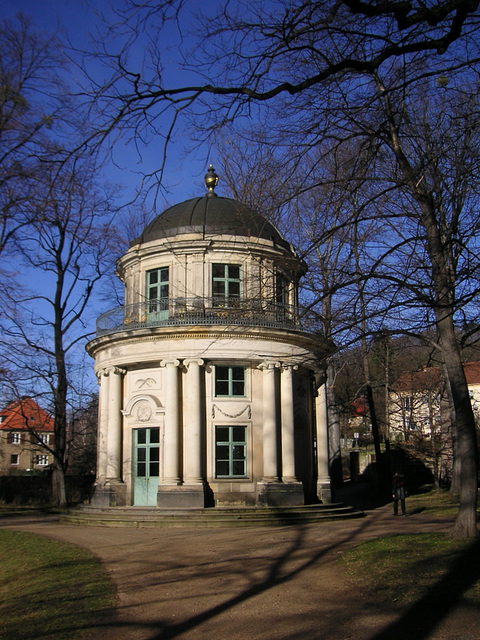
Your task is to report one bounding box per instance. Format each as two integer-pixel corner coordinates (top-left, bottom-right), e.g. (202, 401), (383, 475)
(392, 472), (407, 516)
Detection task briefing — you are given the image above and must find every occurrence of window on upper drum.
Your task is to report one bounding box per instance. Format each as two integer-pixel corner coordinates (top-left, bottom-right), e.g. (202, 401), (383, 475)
(147, 267), (169, 304)
(215, 366), (246, 397)
(275, 273), (288, 305)
(147, 267), (170, 319)
(212, 264), (241, 304)
(215, 425), (247, 478)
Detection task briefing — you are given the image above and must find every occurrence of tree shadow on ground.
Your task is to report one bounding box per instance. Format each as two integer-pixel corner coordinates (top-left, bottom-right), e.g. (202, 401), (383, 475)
(370, 537), (480, 640)
(133, 518), (480, 640)
(143, 520), (373, 640)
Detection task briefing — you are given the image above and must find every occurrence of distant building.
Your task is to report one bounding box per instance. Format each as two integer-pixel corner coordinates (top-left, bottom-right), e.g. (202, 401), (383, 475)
(86, 167), (331, 509)
(0, 397), (55, 474)
(389, 361), (480, 440)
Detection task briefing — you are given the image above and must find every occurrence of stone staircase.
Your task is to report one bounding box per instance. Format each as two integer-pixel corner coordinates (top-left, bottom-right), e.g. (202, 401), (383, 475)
(62, 502), (363, 528)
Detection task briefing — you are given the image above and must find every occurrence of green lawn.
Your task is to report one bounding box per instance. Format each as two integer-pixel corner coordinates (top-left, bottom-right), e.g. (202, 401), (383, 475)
(340, 490), (480, 610)
(406, 487), (466, 519)
(0, 529), (116, 640)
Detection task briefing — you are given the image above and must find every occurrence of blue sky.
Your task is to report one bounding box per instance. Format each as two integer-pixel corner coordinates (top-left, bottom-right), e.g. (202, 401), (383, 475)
(0, 0), (218, 210)
(1, 0), (222, 393)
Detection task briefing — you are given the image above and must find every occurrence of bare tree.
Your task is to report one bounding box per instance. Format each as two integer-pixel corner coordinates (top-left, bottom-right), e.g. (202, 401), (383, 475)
(0, 15), (67, 255)
(218, 71), (480, 535)
(0, 157), (117, 505)
(79, 1), (479, 189)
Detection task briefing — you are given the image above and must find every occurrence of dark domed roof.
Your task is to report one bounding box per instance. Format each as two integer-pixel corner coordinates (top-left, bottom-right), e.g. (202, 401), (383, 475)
(131, 196), (290, 249)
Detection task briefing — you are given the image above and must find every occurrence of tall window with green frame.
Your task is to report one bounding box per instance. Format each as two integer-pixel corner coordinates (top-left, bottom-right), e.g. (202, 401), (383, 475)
(147, 267), (169, 318)
(215, 365), (245, 397)
(212, 263), (241, 306)
(215, 425), (247, 478)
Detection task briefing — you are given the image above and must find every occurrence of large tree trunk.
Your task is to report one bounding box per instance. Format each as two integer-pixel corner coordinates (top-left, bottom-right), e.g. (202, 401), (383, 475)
(366, 384), (388, 496)
(52, 463), (67, 506)
(440, 322), (479, 537)
(421, 204), (478, 536)
(380, 82), (479, 538)
(445, 366), (462, 496)
(53, 275), (69, 508)
(421, 200), (478, 537)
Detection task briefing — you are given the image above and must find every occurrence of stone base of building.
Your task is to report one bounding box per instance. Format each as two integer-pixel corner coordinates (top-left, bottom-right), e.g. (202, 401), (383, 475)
(157, 484), (205, 508)
(256, 481), (305, 507)
(90, 480), (127, 507)
(317, 480), (332, 504)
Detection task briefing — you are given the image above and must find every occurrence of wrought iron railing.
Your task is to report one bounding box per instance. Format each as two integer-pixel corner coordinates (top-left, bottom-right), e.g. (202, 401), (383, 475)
(95, 297), (315, 337)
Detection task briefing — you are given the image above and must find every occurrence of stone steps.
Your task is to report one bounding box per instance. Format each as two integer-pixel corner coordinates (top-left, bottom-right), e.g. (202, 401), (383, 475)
(62, 502), (364, 528)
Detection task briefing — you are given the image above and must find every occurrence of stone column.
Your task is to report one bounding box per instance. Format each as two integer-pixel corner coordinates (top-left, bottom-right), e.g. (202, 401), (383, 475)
(160, 359), (181, 485)
(281, 364), (298, 482)
(91, 366), (127, 507)
(96, 368), (110, 481)
(259, 361), (280, 482)
(106, 367), (124, 481)
(183, 358), (204, 485)
(316, 381), (332, 502)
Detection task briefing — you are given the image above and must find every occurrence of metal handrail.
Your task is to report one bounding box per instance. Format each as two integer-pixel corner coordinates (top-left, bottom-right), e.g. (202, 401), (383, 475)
(95, 297), (314, 336)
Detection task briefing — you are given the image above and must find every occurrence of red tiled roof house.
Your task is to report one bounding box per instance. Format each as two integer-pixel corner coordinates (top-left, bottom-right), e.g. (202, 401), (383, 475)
(0, 398), (55, 474)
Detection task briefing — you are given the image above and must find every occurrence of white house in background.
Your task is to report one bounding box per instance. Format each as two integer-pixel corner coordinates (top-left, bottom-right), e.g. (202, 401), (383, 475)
(389, 361), (480, 441)
(86, 166), (331, 508)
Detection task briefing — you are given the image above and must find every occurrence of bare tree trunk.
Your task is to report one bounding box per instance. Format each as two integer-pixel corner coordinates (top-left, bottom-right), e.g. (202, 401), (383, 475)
(366, 383), (387, 495)
(428, 392), (440, 492)
(53, 266), (69, 508)
(450, 429), (461, 496)
(379, 79), (478, 538)
(52, 463), (67, 506)
(326, 361), (343, 489)
(440, 327), (479, 537)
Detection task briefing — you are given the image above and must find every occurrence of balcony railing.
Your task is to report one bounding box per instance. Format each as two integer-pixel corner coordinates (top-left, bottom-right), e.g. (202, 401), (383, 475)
(95, 297), (315, 337)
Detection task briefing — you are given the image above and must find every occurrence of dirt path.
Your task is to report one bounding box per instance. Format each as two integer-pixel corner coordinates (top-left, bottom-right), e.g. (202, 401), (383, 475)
(3, 502), (479, 640)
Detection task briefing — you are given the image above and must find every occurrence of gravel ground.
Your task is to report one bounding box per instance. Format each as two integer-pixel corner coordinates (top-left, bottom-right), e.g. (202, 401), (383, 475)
(2, 497), (479, 640)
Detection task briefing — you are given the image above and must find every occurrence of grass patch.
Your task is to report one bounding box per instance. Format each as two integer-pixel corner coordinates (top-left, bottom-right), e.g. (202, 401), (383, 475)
(341, 532), (480, 609)
(0, 529), (116, 640)
(406, 489), (463, 519)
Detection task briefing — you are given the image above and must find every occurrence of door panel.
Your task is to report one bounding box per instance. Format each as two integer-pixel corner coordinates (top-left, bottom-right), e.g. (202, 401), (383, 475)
(133, 427), (160, 506)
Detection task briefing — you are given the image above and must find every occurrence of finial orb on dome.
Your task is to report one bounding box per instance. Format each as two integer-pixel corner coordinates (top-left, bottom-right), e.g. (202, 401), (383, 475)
(205, 164), (219, 197)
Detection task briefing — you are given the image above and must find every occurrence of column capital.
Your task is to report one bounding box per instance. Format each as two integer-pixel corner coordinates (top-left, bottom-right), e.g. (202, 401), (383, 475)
(112, 366), (126, 376)
(281, 363), (299, 372)
(160, 359), (181, 368)
(258, 360), (281, 371)
(184, 358), (205, 369)
(98, 365), (125, 378)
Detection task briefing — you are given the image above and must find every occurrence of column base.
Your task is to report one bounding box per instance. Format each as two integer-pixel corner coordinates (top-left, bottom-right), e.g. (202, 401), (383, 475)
(157, 484), (205, 508)
(317, 479), (332, 504)
(90, 480), (127, 507)
(256, 481), (305, 507)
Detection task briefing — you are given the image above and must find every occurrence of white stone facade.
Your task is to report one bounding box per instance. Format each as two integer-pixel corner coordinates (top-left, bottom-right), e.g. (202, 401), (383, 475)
(87, 182), (330, 508)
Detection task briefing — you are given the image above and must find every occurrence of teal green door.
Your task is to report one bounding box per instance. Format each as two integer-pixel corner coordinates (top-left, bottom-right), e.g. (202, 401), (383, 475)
(133, 428), (160, 506)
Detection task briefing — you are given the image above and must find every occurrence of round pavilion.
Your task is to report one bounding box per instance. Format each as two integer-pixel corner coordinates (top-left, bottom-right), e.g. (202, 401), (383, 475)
(86, 166), (331, 508)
